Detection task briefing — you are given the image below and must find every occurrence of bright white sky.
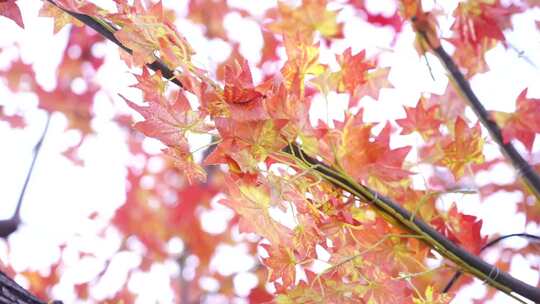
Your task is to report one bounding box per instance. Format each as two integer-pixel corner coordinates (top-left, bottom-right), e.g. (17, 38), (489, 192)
(0, 0), (539, 303)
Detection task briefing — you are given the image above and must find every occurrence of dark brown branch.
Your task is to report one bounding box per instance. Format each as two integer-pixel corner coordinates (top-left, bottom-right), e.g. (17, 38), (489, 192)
(46, 0), (183, 89)
(0, 269), (62, 304)
(444, 233), (540, 293)
(284, 144), (540, 303)
(46, 2), (540, 302)
(431, 43), (540, 201)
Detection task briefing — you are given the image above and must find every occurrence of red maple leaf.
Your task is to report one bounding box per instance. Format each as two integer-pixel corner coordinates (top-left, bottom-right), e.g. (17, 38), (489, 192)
(493, 89), (540, 151)
(223, 58), (268, 121)
(335, 48), (376, 99)
(451, 0), (522, 48)
(0, 0), (23, 28)
(432, 204), (487, 254)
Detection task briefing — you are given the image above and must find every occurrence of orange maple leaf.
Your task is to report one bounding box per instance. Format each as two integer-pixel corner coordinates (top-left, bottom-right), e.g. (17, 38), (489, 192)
(110, 1), (194, 68)
(220, 179), (291, 245)
(423, 117), (484, 179)
(266, 0), (343, 40)
(39, 1), (84, 33)
(339, 119), (412, 185)
(261, 244), (297, 288)
(335, 48), (376, 99)
(396, 97), (442, 140)
(163, 144), (207, 184)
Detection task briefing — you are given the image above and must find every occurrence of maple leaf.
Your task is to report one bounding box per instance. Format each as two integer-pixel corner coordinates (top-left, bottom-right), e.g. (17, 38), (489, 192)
(112, 169), (181, 261)
(110, 1), (195, 68)
(423, 118), (484, 179)
(0, 0), (24, 28)
(21, 263), (61, 300)
(432, 204), (487, 254)
(493, 89), (540, 151)
(0, 106), (25, 128)
(163, 144), (207, 184)
(413, 286), (452, 304)
(339, 119), (412, 187)
(365, 11), (403, 35)
(265, 82), (311, 134)
(123, 90), (211, 147)
(447, 1), (522, 77)
(425, 83), (466, 122)
(58, 26), (105, 76)
(451, 0), (522, 48)
(292, 214), (323, 260)
(335, 48), (375, 98)
(280, 33), (325, 96)
(447, 36), (493, 78)
(260, 30), (281, 66)
(36, 84), (97, 135)
(362, 67), (393, 101)
(39, 1), (84, 34)
(49, 0), (99, 15)
(399, 0), (422, 20)
(220, 179), (291, 245)
(205, 118), (285, 172)
(365, 274), (413, 303)
(267, 0), (343, 40)
(223, 58), (268, 121)
(261, 244), (297, 288)
(132, 68), (167, 103)
(0, 57), (37, 92)
(187, 0), (230, 39)
(396, 97), (442, 140)
(248, 287), (274, 303)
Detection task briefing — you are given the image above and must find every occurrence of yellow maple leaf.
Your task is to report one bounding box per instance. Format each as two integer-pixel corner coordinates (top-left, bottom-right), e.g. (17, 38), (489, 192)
(39, 2), (83, 34)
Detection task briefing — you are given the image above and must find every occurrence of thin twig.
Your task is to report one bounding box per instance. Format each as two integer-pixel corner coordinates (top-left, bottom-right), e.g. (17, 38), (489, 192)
(0, 114), (51, 238)
(15, 114), (51, 221)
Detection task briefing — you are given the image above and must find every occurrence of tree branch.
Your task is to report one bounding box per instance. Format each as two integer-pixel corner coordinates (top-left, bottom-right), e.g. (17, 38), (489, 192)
(283, 143), (540, 303)
(444, 233), (540, 293)
(427, 36), (540, 201)
(45, 0), (183, 89)
(47, 2), (540, 302)
(0, 269), (62, 304)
